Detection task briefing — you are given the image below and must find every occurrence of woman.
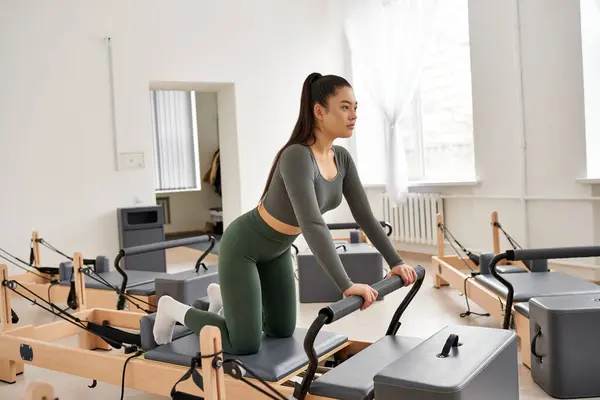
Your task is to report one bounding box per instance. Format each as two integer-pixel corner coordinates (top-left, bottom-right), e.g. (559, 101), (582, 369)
(153, 72), (417, 355)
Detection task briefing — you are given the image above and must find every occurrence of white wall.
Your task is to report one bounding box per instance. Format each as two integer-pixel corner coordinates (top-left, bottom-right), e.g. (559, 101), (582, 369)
(162, 91), (222, 235)
(330, 0), (600, 271)
(0, 0), (348, 274)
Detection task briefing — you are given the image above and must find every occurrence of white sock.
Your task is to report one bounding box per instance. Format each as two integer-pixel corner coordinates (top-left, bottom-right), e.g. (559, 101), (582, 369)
(207, 283), (223, 314)
(153, 295), (192, 345)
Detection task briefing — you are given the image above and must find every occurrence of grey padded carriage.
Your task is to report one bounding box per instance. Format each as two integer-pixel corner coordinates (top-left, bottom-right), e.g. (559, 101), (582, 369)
(307, 335), (423, 400)
(125, 282), (156, 296)
(473, 271), (600, 302)
(143, 327), (348, 382)
(496, 265), (526, 274)
(478, 253), (525, 274)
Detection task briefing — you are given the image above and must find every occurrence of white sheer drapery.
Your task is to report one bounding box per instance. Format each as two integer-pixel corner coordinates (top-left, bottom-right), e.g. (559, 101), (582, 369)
(345, 0), (438, 204)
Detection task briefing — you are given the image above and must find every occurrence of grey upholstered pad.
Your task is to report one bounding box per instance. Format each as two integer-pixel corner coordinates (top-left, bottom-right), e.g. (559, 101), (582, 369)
(58, 270), (167, 290)
(496, 265), (527, 274)
(144, 328), (348, 382)
(514, 302), (529, 318)
(308, 335), (424, 400)
(192, 296), (210, 311)
(139, 313), (193, 351)
(373, 325), (518, 399)
(474, 272), (600, 302)
(125, 282), (156, 296)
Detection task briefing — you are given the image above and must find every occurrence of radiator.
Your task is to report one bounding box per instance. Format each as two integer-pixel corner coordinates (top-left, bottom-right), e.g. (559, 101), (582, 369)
(381, 193), (444, 246)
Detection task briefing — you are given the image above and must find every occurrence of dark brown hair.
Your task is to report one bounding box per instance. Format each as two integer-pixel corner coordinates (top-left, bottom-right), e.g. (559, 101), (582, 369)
(260, 72), (352, 201)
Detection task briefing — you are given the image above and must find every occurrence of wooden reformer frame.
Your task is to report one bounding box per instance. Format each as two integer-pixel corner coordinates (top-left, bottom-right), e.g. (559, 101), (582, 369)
(1, 260), (425, 399)
(432, 212), (533, 368)
(7, 232), (157, 313)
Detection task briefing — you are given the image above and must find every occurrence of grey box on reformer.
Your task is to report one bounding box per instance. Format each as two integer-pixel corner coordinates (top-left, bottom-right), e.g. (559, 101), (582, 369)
(374, 325), (519, 399)
(528, 293), (600, 399)
(117, 206), (166, 272)
(297, 243), (384, 303)
(154, 265), (219, 305)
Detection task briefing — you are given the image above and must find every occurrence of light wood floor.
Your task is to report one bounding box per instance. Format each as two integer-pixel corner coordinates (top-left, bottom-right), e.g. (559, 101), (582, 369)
(0, 248), (595, 399)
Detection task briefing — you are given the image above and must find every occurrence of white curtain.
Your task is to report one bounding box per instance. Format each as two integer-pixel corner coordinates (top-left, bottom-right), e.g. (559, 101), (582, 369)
(345, 0), (438, 204)
(150, 90), (200, 192)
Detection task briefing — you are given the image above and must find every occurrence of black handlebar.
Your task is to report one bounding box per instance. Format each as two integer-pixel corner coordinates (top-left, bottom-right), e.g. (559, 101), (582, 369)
(194, 237), (216, 272)
(120, 236), (213, 256)
(491, 245), (600, 329)
(326, 221), (393, 237)
(114, 235), (215, 310)
(320, 265), (426, 324)
(506, 246), (600, 262)
(295, 264), (426, 399)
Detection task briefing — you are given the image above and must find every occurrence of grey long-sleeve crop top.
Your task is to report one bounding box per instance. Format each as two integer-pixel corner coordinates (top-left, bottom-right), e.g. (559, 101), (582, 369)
(261, 143), (405, 292)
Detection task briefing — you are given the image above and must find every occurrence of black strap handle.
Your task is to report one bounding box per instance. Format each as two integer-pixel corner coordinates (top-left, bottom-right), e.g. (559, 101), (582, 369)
(335, 244), (347, 252)
(171, 355), (205, 400)
(437, 334), (461, 358)
(531, 329), (543, 362)
(11, 308), (19, 324)
(67, 281), (78, 310)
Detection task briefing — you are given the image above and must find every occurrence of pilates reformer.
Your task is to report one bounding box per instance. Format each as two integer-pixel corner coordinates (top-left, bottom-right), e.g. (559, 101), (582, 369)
(433, 212), (600, 368)
(489, 245), (600, 399)
(0, 259), (520, 400)
(6, 232), (218, 315)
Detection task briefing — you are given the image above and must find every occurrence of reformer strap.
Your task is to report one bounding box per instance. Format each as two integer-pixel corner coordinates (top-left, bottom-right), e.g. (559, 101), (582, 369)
(67, 280), (78, 310)
(438, 223), (480, 267)
(11, 308), (19, 324)
(87, 321), (142, 347)
(493, 222), (522, 250)
(170, 352), (288, 400)
(29, 243), (34, 266)
(437, 223), (490, 319)
(0, 248), (56, 281)
(170, 355), (207, 400)
(36, 237), (73, 260)
(3, 279), (124, 349)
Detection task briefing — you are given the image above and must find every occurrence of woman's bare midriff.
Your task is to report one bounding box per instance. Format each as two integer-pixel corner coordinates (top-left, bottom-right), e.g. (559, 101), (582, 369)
(257, 203), (302, 236)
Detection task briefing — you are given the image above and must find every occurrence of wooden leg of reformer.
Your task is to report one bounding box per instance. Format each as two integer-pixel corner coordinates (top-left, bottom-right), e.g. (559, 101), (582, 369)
(72, 255), (110, 351)
(513, 310), (531, 369)
(1, 264), (22, 383)
(434, 214), (449, 288)
(31, 231), (42, 269)
(200, 325), (226, 400)
(22, 381), (55, 400)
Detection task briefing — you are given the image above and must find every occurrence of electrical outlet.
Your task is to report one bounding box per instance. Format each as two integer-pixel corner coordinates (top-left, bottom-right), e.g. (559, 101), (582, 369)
(119, 152), (144, 169)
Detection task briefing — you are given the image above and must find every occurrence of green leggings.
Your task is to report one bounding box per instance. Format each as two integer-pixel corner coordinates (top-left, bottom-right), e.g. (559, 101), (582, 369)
(183, 207), (298, 355)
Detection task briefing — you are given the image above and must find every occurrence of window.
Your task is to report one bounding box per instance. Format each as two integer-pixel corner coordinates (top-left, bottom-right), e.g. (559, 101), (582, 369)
(580, 0), (600, 178)
(349, 0), (475, 185)
(150, 90), (201, 193)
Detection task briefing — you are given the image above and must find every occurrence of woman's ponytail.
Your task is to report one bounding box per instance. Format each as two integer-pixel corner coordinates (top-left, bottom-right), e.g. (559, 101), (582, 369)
(259, 72), (351, 202)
